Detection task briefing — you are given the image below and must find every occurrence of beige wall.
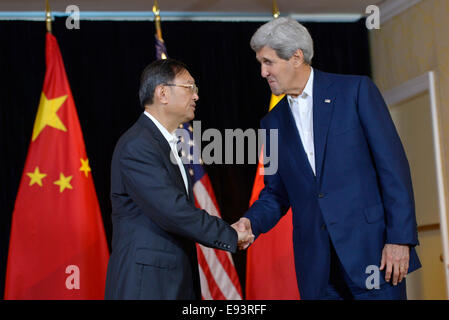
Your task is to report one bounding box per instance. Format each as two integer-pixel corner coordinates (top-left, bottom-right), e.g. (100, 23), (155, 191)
(371, 0), (449, 174)
(389, 92), (446, 299)
(370, 0), (449, 299)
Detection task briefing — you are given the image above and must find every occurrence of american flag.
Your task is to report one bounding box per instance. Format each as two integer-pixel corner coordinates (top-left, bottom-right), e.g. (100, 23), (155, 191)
(155, 32), (242, 300)
(155, 35), (168, 60)
(176, 123), (243, 300)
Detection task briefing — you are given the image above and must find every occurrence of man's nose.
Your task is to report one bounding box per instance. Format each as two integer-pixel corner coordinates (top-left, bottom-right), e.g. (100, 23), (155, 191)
(193, 92), (199, 101)
(261, 65), (269, 78)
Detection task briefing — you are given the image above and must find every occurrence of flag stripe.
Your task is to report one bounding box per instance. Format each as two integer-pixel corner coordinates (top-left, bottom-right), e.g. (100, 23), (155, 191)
(196, 174), (220, 214)
(198, 245), (241, 299)
(197, 264), (213, 300)
(194, 179), (242, 298)
(194, 180), (241, 288)
(196, 245), (226, 300)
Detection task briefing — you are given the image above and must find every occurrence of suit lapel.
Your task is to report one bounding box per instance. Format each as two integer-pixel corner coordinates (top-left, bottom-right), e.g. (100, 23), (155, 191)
(313, 70), (335, 183)
(138, 114), (188, 197)
(277, 97), (315, 181)
(184, 163), (195, 203)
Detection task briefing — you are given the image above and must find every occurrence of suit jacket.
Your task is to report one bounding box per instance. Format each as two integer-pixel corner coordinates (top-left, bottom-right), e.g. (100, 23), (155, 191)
(245, 69), (421, 299)
(105, 114), (237, 300)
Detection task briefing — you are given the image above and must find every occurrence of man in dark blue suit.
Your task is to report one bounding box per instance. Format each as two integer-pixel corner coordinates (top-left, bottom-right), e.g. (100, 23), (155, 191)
(236, 17), (421, 299)
(105, 59), (252, 299)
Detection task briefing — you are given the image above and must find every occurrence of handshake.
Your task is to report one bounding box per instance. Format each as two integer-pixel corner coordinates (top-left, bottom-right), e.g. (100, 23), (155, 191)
(231, 217), (255, 250)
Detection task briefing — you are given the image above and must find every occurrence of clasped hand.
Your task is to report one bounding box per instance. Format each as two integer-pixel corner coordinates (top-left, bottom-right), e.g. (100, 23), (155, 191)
(231, 217), (254, 250)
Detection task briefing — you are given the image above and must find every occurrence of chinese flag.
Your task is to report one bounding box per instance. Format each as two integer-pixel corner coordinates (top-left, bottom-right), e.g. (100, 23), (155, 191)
(245, 94), (300, 300)
(4, 33), (109, 299)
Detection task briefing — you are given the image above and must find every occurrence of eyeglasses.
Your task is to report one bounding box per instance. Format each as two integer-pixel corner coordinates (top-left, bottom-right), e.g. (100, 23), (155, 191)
(164, 83), (199, 95)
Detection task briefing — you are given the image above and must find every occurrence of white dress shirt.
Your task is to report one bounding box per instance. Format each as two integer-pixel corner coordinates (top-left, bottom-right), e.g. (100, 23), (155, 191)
(287, 68), (316, 175)
(144, 111), (189, 195)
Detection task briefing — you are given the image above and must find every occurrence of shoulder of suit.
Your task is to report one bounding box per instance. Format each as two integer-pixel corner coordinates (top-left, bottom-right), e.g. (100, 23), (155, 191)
(115, 119), (159, 156)
(315, 69), (371, 87)
(259, 95), (287, 128)
(258, 71), (374, 126)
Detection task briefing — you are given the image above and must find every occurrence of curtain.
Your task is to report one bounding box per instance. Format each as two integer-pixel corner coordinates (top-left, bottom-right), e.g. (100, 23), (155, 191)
(0, 18), (371, 298)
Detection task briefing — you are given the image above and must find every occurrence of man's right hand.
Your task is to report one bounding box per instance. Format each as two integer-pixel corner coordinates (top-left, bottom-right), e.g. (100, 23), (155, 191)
(231, 217), (254, 250)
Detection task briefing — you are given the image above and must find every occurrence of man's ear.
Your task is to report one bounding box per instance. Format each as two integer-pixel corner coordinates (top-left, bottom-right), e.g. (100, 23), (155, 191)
(291, 49), (305, 67)
(155, 84), (169, 104)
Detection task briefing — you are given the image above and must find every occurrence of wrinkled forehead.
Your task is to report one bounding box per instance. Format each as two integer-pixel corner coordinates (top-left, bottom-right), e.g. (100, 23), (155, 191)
(256, 46), (279, 61)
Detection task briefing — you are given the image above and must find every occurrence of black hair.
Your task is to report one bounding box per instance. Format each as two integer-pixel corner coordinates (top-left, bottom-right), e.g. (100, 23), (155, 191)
(138, 58), (188, 108)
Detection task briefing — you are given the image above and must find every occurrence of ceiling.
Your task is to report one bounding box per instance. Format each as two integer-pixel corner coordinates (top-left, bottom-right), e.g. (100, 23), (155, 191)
(1, 0), (386, 14)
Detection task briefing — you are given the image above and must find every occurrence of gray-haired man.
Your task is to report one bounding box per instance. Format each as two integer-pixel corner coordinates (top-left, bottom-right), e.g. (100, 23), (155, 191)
(236, 17), (421, 300)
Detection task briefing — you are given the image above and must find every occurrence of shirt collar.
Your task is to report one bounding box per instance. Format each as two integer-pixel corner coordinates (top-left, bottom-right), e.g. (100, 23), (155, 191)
(144, 111), (178, 144)
(287, 67), (314, 104)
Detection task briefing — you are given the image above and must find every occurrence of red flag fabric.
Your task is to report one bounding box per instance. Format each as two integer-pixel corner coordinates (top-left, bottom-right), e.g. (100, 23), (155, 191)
(4, 33), (109, 299)
(245, 95), (300, 300)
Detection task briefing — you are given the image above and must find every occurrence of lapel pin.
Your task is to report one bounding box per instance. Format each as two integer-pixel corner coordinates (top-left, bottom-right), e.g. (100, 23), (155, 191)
(324, 99), (331, 103)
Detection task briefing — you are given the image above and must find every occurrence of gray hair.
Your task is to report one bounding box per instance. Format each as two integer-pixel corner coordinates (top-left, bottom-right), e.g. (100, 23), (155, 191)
(250, 17), (314, 64)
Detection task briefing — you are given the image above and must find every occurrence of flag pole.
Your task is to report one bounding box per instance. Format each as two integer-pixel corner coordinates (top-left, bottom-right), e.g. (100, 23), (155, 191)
(269, 0), (283, 108)
(152, 0), (167, 59)
(272, 0), (280, 18)
(45, 0), (52, 33)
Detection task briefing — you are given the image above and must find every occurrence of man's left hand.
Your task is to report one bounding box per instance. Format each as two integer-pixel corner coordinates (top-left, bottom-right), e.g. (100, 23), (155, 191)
(380, 244), (410, 285)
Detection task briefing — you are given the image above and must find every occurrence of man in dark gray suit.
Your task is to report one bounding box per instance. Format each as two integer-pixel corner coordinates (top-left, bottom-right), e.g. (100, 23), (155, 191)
(105, 59), (251, 299)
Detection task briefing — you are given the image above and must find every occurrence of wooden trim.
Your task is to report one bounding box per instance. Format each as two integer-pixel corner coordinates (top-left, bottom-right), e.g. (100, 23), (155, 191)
(418, 223), (440, 232)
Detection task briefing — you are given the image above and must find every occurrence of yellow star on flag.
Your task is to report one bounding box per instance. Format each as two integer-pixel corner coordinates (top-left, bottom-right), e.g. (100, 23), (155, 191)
(80, 158), (91, 178)
(54, 173), (73, 193)
(32, 92), (68, 141)
(26, 166), (47, 187)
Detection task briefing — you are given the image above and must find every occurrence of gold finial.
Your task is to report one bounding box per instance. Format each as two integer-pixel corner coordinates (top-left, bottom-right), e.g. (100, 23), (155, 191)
(153, 0), (167, 59)
(152, 0), (163, 41)
(152, 0), (160, 16)
(45, 0), (52, 33)
(272, 0), (280, 19)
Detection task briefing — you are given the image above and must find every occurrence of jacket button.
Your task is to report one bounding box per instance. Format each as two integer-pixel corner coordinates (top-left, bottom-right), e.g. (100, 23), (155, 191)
(318, 193), (324, 198)
(321, 224), (326, 230)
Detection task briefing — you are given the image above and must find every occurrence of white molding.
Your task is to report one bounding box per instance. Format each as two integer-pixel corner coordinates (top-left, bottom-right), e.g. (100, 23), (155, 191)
(289, 13), (362, 23)
(0, 11), (362, 22)
(383, 73), (429, 106)
(380, 0), (422, 24)
(383, 71), (449, 299)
